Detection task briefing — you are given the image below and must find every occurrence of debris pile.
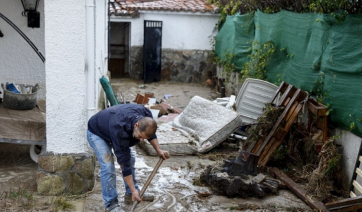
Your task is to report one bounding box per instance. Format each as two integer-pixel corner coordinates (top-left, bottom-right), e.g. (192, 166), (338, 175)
(306, 139), (343, 202)
(200, 167), (280, 198)
(198, 81), (352, 211)
(121, 80), (355, 211)
(244, 103), (284, 150)
(124, 91), (183, 123)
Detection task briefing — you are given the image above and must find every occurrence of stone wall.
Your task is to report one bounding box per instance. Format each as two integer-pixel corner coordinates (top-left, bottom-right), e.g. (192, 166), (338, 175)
(129, 46), (144, 79)
(37, 151), (96, 195)
(130, 47), (216, 83)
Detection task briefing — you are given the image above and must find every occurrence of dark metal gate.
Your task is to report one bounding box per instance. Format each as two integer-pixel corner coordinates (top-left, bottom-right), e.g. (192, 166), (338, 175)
(143, 20), (162, 83)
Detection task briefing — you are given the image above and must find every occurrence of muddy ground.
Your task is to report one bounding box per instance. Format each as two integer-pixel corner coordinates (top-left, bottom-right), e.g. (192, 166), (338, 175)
(0, 79), (313, 211)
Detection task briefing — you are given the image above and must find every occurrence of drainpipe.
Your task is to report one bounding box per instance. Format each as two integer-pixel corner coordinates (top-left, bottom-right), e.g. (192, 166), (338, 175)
(108, 0), (111, 62)
(86, 0), (96, 120)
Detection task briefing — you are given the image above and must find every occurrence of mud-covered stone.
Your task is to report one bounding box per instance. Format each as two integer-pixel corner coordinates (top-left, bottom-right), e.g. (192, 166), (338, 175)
(37, 172), (65, 195)
(75, 158), (95, 178)
(66, 172), (84, 194)
(86, 178), (95, 191)
(37, 152), (96, 195)
(200, 165), (279, 198)
(38, 155), (74, 173)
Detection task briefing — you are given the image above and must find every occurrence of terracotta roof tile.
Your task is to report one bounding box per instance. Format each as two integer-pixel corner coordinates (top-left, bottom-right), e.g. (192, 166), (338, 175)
(110, 0), (220, 16)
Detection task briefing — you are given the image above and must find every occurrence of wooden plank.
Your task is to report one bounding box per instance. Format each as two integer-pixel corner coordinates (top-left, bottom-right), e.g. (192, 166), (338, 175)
(284, 97), (291, 107)
(353, 180), (362, 194)
(258, 137), (276, 163)
(270, 81), (288, 105)
(285, 101), (298, 121)
(284, 103), (303, 131)
(326, 196), (362, 211)
(259, 103), (303, 166)
(248, 137), (263, 153)
(356, 167), (362, 178)
(256, 89), (302, 156)
(278, 85), (294, 107)
(331, 204), (362, 212)
(269, 167), (329, 212)
(350, 146), (362, 193)
(306, 97), (329, 142)
(274, 127), (287, 141)
(326, 195), (362, 208)
(307, 97), (328, 116)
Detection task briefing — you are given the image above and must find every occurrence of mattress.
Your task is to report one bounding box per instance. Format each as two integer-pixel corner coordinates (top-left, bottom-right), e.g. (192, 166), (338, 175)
(139, 96), (243, 155)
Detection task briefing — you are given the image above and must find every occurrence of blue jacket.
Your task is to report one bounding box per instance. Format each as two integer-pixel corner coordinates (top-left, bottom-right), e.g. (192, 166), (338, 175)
(88, 104), (157, 177)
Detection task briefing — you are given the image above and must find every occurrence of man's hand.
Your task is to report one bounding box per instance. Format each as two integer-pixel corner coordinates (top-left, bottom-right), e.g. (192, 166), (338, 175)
(132, 189), (142, 202)
(124, 175), (142, 202)
(149, 138), (171, 160)
(157, 150), (170, 160)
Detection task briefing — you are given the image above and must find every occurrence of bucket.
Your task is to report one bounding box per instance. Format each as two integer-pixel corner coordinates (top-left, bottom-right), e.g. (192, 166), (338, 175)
(1, 83), (39, 110)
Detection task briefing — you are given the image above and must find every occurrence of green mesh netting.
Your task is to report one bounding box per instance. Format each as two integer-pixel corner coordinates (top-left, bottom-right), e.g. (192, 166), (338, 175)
(215, 14), (255, 70)
(215, 10), (362, 137)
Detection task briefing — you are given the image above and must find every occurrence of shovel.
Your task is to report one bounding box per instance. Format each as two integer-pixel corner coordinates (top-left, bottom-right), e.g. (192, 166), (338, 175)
(130, 152), (169, 211)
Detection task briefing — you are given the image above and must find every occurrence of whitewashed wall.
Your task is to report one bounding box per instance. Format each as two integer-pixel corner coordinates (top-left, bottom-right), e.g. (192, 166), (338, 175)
(94, 0), (109, 108)
(333, 129), (362, 188)
(111, 11), (219, 50)
(0, 0), (45, 99)
(45, 0), (87, 153)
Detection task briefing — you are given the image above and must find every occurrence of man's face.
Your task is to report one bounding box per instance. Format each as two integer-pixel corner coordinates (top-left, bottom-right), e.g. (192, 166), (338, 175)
(133, 124), (149, 141)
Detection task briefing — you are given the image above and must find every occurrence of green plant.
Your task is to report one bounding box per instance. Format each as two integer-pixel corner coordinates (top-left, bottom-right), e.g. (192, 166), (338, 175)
(208, 0), (362, 27)
(0, 181), (36, 210)
(211, 49), (236, 81)
(229, 205), (239, 210)
(314, 72), (326, 103)
(52, 196), (75, 212)
(208, 0), (244, 28)
(239, 40), (276, 83)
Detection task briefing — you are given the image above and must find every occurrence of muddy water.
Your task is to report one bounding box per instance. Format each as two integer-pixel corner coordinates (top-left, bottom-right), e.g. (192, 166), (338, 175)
(0, 143), (312, 211)
(84, 146), (312, 212)
(0, 80), (313, 211)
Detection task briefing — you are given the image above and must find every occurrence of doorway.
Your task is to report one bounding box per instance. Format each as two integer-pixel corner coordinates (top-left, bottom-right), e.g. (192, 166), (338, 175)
(143, 20), (162, 83)
(109, 22), (130, 78)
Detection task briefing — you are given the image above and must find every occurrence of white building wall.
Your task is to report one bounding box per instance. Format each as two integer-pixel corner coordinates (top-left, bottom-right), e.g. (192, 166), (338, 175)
(0, 0), (45, 99)
(94, 0), (109, 109)
(333, 129), (362, 187)
(111, 11), (219, 50)
(45, 0), (87, 153)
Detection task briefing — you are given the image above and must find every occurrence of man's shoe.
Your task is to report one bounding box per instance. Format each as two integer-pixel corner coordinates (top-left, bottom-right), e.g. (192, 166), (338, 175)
(124, 193), (155, 203)
(105, 204), (122, 212)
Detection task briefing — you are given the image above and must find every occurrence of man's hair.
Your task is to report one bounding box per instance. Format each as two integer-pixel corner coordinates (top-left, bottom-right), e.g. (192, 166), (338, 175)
(138, 117), (157, 138)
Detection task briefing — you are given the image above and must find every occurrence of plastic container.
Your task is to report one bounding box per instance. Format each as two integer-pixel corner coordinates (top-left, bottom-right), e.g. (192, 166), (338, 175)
(6, 83), (20, 93)
(1, 83), (39, 110)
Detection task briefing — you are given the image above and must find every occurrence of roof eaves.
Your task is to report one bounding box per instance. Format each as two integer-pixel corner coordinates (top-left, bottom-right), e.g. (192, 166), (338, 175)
(110, 0), (220, 17)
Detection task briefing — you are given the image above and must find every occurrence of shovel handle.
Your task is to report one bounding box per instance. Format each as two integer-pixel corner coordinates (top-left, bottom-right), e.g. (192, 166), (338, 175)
(130, 153), (169, 211)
